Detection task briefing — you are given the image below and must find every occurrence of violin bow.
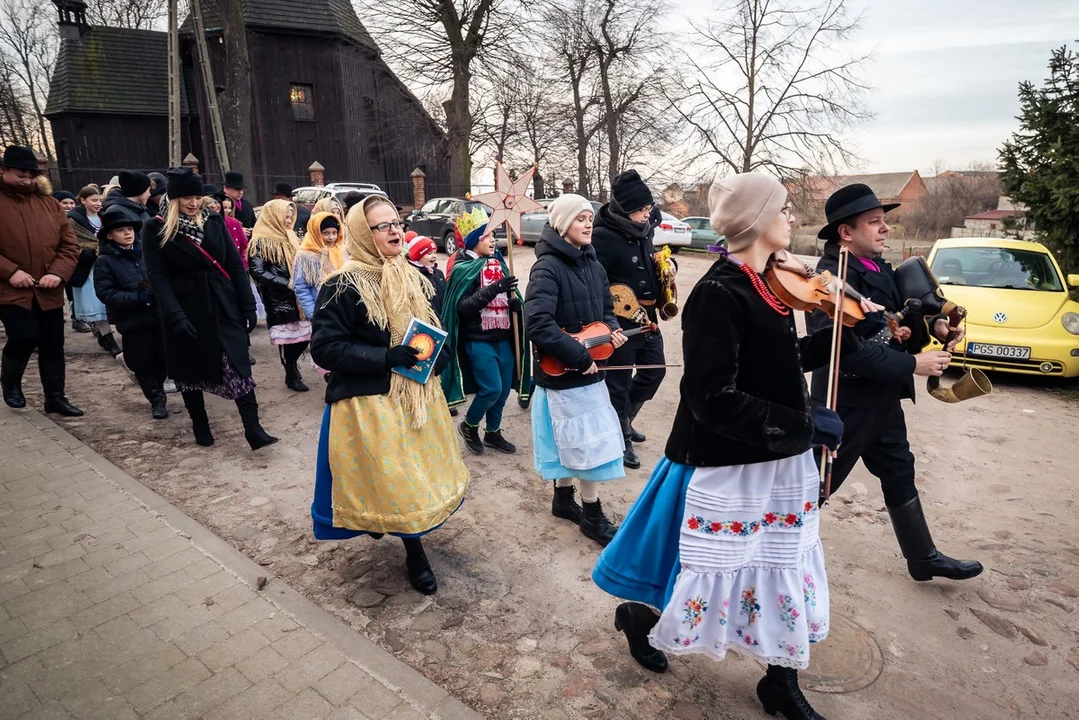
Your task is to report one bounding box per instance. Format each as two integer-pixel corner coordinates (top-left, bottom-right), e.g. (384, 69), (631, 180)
(820, 247), (851, 504)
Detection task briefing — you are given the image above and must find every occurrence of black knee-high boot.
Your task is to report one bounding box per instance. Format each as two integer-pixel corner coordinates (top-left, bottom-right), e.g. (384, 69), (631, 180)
(757, 665), (825, 719)
(888, 495), (983, 581)
(182, 390), (213, 446)
(401, 536), (437, 595)
(136, 374), (168, 419)
(281, 343), (309, 392)
(234, 391), (278, 450)
(1, 351), (29, 408)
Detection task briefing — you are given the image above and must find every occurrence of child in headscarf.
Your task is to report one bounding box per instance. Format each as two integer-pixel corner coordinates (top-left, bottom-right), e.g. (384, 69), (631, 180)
(248, 198), (309, 392)
(309, 195), (470, 596)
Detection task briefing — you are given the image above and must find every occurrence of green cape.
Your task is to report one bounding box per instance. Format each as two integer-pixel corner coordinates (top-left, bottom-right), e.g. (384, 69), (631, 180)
(438, 252), (532, 408)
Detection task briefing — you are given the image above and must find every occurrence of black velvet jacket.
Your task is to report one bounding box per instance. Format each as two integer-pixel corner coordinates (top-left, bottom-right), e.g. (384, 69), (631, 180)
(665, 258), (860, 468)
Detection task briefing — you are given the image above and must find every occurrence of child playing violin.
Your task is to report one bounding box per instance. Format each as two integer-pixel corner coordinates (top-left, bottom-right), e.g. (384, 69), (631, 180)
(593, 173), (877, 720)
(524, 194), (628, 547)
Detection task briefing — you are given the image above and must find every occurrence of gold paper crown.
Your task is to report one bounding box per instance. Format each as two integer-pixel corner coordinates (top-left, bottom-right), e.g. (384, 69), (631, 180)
(455, 206), (488, 238)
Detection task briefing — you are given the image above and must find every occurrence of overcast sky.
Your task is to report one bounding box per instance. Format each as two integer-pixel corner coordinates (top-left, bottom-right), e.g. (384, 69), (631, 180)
(669, 0), (1078, 176)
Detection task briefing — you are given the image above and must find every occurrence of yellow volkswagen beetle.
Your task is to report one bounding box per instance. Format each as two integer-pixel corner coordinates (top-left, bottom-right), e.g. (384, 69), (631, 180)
(926, 238), (1079, 377)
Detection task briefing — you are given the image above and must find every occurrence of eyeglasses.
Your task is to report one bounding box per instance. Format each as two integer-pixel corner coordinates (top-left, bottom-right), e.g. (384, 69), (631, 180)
(369, 220), (405, 232)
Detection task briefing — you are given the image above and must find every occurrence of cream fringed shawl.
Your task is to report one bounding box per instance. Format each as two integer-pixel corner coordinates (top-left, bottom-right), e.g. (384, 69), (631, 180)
(329, 196), (438, 429)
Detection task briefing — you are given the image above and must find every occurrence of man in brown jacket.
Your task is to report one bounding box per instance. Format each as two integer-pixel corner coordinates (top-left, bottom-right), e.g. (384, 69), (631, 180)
(0, 146), (83, 415)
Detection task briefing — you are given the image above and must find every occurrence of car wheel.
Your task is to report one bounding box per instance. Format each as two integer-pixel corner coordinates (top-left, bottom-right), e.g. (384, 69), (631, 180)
(443, 231), (457, 255)
(669, 246), (681, 254)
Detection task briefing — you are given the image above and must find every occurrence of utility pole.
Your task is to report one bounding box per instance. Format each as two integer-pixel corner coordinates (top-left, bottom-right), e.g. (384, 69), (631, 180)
(167, 0), (181, 166)
(190, 0), (231, 172)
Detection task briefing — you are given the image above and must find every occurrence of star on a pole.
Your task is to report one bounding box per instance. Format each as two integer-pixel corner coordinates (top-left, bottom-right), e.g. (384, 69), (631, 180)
(472, 162), (543, 241)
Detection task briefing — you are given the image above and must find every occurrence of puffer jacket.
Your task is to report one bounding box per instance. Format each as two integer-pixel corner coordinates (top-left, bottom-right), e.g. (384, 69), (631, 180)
(93, 239), (157, 334)
(248, 255), (301, 328)
(524, 224), (617, 390)
(0, 175), (79, 310)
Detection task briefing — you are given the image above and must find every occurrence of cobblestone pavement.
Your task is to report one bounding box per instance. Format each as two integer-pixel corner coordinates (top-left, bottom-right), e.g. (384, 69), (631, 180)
(0, 405), (480, 720)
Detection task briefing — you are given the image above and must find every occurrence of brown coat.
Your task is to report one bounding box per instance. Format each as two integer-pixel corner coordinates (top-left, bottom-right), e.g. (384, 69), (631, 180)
(0, 175), (79, 311)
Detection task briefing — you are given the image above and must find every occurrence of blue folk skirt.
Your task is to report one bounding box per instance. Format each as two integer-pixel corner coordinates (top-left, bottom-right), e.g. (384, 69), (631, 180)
(72, 270), (108, 322)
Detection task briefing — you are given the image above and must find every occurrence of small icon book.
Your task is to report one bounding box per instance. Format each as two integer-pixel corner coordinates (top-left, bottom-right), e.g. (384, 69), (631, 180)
(391, 318), (447, 385)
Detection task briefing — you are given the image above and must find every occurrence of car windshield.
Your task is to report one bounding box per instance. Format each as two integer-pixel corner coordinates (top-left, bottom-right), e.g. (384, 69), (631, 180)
(463, 202), (493, 215)
(931, 247), (1064, 291)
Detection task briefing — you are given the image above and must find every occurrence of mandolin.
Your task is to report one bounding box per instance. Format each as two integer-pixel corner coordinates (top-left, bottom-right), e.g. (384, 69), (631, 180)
(537, 321), (657, 377)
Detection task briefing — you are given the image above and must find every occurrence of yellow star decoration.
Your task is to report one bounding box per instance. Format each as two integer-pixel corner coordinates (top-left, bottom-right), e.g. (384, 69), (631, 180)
(471, 162), (544, 241)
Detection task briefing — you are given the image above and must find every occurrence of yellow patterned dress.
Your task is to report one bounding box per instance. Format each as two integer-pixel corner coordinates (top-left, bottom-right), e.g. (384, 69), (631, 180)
(312, 384), (469, 538)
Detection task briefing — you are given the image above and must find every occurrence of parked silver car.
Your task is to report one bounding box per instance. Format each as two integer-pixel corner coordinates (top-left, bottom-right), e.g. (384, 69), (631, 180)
(682, 216), (724, 249)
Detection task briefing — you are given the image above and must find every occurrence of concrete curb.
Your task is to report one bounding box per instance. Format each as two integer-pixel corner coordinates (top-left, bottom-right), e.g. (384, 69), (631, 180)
(20, 408), (482, 720)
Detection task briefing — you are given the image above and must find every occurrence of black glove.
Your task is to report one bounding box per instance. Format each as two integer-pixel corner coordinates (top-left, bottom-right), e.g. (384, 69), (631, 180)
(809, 406), (844, 451)
(245, 312), (258, 333)
(171, 316), (198, 341)
(137, 291), (153, 304)
(386, 344), (421, 369)
(496, 275), (518, 293)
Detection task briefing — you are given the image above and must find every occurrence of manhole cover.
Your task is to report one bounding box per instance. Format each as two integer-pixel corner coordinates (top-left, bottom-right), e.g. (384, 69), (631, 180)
(801, 614), (884, 693)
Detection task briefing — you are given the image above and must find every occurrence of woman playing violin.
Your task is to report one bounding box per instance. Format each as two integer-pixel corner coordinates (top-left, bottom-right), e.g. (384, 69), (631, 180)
(593, 173), (876, 720)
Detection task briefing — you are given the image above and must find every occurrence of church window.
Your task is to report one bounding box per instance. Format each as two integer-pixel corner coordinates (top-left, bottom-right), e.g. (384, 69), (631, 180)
(290, 84), (315, 121)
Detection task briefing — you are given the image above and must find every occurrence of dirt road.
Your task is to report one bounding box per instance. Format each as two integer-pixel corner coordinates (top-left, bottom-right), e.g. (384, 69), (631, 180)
(33, 248), (1079, 719)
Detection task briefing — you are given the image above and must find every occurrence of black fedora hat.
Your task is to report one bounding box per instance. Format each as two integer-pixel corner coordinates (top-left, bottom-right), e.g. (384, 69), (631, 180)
(818, 183), (900, 240)
(273, 182), (294, 197)
(2, 145), (40, 173)
(97, 204), (143, 241)
(223, 170), (245, 189)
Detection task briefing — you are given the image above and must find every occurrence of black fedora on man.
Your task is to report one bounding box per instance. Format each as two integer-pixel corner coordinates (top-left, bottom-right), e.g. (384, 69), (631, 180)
(805, 182), (982, 583)
(817, 183), (899, 241)
(223, 171), (255, 228)
(1, 145), (41, 173)
(272, 182), (309, 235)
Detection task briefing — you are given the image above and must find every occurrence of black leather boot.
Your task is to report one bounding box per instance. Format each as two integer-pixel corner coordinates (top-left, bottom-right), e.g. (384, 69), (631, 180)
(627, 401), (646, 443)
(1, 352), (29, 409)
(614, 602), (668, 673)
(182, 390), (214, 446)
(402, 536), (437, 595)
(552, 482), (584, 525)
(281, 347), (309, 392)
(483, 429), (516, 454)
(235, 391), (278, 450)
(458, 421), (484, 454)
(888, 495), (983, 581)
(39, 359), (83, 417)
(97, 331), (122, 358)
(580, 498), (618, 546)
(137, 375), (168, 419)
(621, 418), (641, 469)
(757, 665), (826, 719)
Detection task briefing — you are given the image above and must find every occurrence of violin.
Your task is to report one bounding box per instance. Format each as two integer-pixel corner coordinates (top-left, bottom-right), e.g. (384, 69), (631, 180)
(537, 321), (657, 377)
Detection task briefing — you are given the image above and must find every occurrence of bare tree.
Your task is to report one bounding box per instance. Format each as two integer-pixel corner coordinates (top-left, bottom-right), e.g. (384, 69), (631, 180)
(86, 0), (168, 29)
(0, 52), (33, 147)
(0, 0), (57, 160)
(210, 0), (253, 177)
(906, 165), (1002, 238)
(669, 0), (872, 178)
(359, 0), (524, 195)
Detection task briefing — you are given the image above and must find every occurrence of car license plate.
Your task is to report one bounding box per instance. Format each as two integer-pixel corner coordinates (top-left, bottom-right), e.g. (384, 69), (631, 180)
(967, 342), (1031, 359)
(674, 228), (685, 233)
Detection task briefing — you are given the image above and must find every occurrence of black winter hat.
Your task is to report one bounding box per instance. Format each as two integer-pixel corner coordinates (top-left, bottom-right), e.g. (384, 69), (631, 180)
(818, 183), (900, 241)
(118, 170), (151, 198)
(52, 190), (76, 202)
(319, 215), (340, 232)
(148, 172), (167, 196)
(202, 184), (218, 196)
(1, 145), (40, 173)
(611, 169), (653, 214)
(273, 182), (294, 197)
(97, 204), (143, 241)
(166, 167), (204, 199)
(223, 170), (245, 189)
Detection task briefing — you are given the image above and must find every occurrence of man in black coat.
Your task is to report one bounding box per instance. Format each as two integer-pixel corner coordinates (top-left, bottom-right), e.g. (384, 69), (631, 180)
(805, 183), (982, 583)
(223, 171), (256, 229)
(592, 169), (669, 469)
(272, 182), (310, 236)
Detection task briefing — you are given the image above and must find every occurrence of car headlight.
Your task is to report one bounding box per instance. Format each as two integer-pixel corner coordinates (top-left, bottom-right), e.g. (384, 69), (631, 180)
(1063, 312), (1079, 335)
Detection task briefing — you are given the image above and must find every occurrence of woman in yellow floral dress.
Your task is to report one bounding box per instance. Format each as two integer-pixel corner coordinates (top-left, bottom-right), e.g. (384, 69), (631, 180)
(310, 195), (469, 595)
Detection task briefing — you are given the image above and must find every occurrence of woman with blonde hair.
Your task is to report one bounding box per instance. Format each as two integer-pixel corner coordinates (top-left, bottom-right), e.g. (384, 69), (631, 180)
(248, 198), (309, 392)
(309, 195), (469, 595)
(141, 167), (277, 450)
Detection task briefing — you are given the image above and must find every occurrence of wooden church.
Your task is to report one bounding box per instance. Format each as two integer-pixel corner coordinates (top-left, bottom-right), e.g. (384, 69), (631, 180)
(45, 0), (450, 202)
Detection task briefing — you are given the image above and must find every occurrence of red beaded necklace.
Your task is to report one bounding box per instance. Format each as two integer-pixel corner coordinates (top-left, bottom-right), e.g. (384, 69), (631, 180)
(737, 262), (790, 316)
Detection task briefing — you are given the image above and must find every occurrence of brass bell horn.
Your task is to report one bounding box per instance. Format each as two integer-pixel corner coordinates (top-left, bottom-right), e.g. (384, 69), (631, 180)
(927, 368), (992, 403)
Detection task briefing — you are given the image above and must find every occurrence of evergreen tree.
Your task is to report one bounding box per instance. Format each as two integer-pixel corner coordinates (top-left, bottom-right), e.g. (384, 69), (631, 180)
(999, 46), (1079, 273)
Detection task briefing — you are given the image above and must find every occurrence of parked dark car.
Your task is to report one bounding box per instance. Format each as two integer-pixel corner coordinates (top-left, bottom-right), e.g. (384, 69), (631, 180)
(405, 198), (507, 254)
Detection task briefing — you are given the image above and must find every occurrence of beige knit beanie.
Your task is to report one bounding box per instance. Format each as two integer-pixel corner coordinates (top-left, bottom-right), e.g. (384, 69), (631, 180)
(708, 173), (788, 252)
(548, 193), (594, 236)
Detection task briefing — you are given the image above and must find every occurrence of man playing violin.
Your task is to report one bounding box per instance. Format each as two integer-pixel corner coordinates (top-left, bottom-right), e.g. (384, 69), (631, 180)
(805, 183), (982, 582)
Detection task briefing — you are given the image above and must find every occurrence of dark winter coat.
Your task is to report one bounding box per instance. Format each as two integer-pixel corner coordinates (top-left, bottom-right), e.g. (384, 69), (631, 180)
(101, 195), (150, 227)
(805, 243), (921, 408)
(524, 224), (618, 391)
(248, 255), (301, 328)
(92, 239), (157, 334)
(592, 202), (664, 327)
(141, 212), (256, 383)
(410, 262), (447, 318)
(66, 206), (100, 288)
(0, 176), (79, 311)
(665, 258), (862, 468)
(311, 277), (452, 405)
(232, 197), (257, 229)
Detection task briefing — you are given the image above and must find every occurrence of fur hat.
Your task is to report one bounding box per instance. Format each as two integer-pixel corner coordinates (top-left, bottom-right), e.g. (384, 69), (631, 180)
(118, 170), (151, 198)
(548, 194), (594, 236)
(148, 172), (168, 197)
(166, 167), (204, 200)
(708, 173), (787, 253)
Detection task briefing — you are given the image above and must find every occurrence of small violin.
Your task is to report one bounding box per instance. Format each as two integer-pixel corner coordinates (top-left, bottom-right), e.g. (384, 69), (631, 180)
(537, 321), (656, 377)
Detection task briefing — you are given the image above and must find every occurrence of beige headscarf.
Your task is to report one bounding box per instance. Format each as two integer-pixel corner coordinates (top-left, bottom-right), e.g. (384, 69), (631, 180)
(248, 198), (300, 270)
(312, 196), (351, 250)
(330, 195), (439, 428)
